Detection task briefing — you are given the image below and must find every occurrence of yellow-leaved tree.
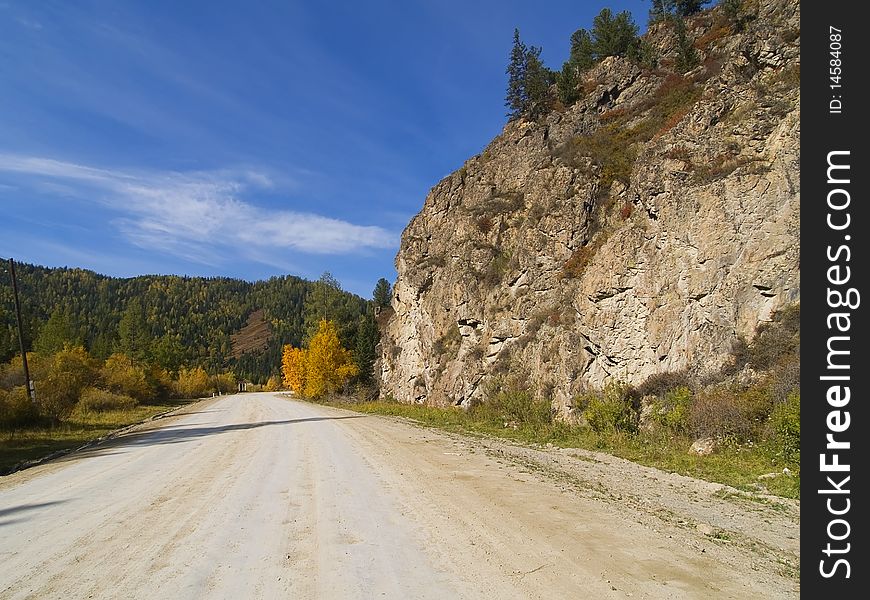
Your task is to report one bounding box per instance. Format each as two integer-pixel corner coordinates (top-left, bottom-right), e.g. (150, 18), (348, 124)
(282, 319), (358, 399)
(281, 346), (307, 394)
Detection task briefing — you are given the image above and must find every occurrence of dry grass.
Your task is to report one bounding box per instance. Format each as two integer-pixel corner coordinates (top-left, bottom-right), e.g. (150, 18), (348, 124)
(562, 233), (609, 280)
(1, 400), (190, 473)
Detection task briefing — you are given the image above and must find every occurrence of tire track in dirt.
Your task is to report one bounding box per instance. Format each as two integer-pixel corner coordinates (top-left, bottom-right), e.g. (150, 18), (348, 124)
(0, 394), (799, 599)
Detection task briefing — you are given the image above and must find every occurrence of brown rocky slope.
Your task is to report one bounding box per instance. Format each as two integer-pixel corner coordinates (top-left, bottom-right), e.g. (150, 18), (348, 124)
(379, 0), (799, 417)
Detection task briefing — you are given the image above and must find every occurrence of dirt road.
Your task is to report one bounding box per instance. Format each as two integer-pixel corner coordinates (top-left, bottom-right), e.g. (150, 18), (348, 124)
(0, 393), (799, 599)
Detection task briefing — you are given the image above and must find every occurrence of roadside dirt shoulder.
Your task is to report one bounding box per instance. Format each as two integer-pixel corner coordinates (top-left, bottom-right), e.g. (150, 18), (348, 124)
(322, 403), (800, 595)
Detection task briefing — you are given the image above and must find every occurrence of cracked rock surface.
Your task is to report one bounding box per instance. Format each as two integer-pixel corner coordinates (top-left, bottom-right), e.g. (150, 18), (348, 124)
(379, 0), (799, 415)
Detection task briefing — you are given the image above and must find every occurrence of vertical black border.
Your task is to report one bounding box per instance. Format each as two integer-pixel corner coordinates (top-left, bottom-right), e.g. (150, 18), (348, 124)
(802, 0), (868, 595)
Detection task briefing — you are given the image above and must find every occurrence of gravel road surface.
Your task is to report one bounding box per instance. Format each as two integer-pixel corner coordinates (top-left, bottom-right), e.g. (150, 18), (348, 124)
(0, 393), (799, 599)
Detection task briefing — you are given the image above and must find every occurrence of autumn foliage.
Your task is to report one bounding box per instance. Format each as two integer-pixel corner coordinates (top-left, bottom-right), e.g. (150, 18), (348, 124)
(282, 319), (359, 398)
(281, 347), (307, 395)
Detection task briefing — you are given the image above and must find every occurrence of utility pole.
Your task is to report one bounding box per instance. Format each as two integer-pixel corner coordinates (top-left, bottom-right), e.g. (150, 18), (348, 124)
(8, 258), (35, 403)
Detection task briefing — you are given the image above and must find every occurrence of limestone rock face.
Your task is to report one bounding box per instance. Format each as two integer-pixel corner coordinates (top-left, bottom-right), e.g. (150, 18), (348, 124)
(379, 0), (800, 416)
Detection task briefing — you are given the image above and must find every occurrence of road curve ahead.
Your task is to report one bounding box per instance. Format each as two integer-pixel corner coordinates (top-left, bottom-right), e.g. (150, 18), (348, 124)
(0, 393), (795, 599)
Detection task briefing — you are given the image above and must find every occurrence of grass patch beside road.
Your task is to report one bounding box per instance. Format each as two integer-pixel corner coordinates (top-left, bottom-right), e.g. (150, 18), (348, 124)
(321, 398), (799, 500)
(0, 400), (190, 473)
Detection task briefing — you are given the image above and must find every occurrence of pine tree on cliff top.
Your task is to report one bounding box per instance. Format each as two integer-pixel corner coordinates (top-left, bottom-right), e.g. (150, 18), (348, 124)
(505, 28), (528, 120)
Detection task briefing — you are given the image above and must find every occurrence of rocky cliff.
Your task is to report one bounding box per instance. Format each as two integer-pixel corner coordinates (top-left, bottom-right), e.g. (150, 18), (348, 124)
(379, 0), (800, 416)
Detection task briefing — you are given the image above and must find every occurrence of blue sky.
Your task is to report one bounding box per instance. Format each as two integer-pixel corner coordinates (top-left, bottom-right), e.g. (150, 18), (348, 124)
(1, 0), (648, 297)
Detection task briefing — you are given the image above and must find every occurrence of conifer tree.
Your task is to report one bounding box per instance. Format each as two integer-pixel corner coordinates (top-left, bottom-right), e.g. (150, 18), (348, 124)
(117, 298), (151, 365)
(505, 29), (529, 120)
(569, 28), (595, 70)
(591, 9), (639, 59)
(505, 29), (552, 120)
(557, 28), (595, 106)
(670, 0), (708, 17)
(650, 0), (709, 22)
(649, 0), (668, 23)
(34, 308), (81, 356)
(674, 17), (699, 72)
(352, 314), (379, 384)
(303, 272), (356, 344)
(523, 45), (550, 119)
(372, 278), (392, 308)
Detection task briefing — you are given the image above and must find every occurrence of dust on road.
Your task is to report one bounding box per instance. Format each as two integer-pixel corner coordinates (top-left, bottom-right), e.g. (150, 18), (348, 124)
(0, 393), (798, 599)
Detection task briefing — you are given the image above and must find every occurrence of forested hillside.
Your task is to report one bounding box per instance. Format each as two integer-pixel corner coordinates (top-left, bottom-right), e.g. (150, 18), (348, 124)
(0, 262), (373, 383)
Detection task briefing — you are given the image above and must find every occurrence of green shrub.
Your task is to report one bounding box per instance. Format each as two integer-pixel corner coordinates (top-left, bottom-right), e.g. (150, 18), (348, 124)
(473, 376), (552, 429)
(433, 324), (462, 358)
(736, 384), (775, 430)
(483, 251), (511, 287)
(0, 386), (39, 430)
(764, 392), (800, 463)
(77, 387), (137, 412)
(583, 381), (638, 433)
(653, 386), (693, 434)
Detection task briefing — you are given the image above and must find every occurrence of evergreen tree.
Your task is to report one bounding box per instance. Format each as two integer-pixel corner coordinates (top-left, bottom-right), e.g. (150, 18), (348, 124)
(649, 0), (668, 24)
(505, 29), (529, 120)
(89, 330), (117, 360)
(591, 9), (640, 59)
(152, 333), (185, 373)
(674, 17), (699, 72)
(34, 308), (81, 355)
(505, 29), (551, 120)
(352, 313), (379, 384)
(0, 325), (14, 363)
(557, 62), (581, 106)
(372, 278), (392, 308)
(524, 45), (551, 119)
(117, 298), (151, 365)
(671, 0), (708, 16)
(627, 37), (658, 69)
(569, 28), (595, 70)
(650, 0), (709, 22)
(303, 272), (357, 344)
(557, 29), (593, 107)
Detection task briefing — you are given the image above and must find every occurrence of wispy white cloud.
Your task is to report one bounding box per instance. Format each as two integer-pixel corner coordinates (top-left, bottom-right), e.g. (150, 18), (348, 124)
(0, 153), (397, 266)
(15, 17), (43, 30)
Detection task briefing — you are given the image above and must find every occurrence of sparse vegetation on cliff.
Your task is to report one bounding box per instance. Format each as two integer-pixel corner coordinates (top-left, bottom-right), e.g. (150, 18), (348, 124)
(377, 0), (800, 499)
(367, 303), (800, 499)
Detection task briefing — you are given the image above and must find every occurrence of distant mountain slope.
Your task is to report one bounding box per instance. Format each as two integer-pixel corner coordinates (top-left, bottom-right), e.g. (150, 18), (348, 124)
(0, 263), (368, 382)
(230, 309), (272, 358)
